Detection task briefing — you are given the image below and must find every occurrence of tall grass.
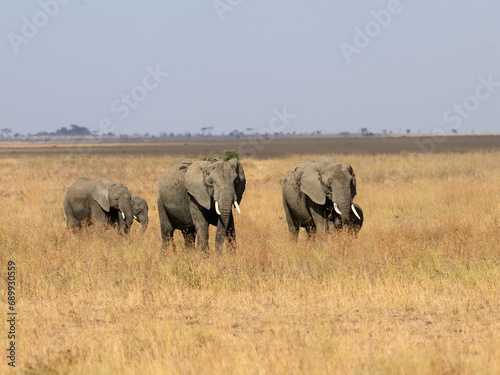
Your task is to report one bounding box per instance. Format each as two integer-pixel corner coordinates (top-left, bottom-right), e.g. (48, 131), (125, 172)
(0, 150), (499, 374)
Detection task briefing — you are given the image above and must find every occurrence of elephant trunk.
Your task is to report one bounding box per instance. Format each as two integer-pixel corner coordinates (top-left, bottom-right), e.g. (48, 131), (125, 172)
(333, 187), (352, 223)
(140, 217), (148, 232)
(119, 201), (134, 229)
(215, 186), (234, 229)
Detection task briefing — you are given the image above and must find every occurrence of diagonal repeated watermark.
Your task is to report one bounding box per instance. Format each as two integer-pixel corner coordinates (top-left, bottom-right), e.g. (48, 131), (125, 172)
(413, 73), (499, 155)
(212, 0), (245, 21)
(339, 0), (414, 64)
(238, 106), (296, 158)
(7, 0), (74, 54)
(51, 63), (170, 173)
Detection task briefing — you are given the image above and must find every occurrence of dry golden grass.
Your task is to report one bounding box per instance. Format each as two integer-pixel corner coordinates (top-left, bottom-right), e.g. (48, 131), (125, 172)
(0, 150), (499, 374)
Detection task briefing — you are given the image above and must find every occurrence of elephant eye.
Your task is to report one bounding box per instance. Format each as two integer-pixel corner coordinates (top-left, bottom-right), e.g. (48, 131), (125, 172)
(115, 197), (119, 201)
(137, 209), (141, 214)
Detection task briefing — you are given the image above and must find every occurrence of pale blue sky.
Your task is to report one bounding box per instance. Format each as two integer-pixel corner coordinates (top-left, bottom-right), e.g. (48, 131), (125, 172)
(1, 1), (499, 135)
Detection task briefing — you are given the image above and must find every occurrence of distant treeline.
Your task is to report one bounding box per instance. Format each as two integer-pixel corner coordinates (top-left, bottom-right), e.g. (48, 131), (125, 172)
(1, 124), (451, 143)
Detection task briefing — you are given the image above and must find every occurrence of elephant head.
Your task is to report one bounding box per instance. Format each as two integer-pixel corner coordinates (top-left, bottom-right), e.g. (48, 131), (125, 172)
(300, 158), (360, 224)
(131, 194), (149, 232)
(91, 179), (134, 230)
(185, 158), (246, 228)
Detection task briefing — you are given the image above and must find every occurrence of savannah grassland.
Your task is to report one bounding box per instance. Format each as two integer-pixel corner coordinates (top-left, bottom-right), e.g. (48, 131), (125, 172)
(0, 145), (499, 374)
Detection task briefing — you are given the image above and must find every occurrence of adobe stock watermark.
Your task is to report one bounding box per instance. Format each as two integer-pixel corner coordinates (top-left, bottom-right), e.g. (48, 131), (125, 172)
(340, 0), (413, 64)
(97, 64), (170, 137)
(237, 107), (296, 158)
(414, 74), (499, 154)
(7, 0), (73, 54)
(52, 63), (169, 165)
(213, 0), (244, 21)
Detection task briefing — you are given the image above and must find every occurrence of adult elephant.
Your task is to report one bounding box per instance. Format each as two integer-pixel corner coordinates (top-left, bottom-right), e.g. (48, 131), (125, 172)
(157, 158), (246, 254)
(64, 177), (134, 234)
(108, 194), (148, 232)
(282, 158), (363, 238)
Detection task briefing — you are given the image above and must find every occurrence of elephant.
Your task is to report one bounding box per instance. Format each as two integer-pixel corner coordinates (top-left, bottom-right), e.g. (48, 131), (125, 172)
(63, 177), (134, 234)
(282, 158), (363, 238)
(157, 158), (246, 254)
(108, 194), (149, 232)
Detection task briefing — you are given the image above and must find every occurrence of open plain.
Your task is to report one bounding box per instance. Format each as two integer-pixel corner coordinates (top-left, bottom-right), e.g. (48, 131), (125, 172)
(1, 137), (499, 374)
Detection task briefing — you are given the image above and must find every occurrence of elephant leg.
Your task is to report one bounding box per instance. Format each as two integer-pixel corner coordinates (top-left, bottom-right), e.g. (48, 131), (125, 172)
(226, 215), (236, 252)
(90, 201), (107, 227)
(158, 198), (175, 255)
(190, 204), (210, 254)
(305, 224), (317, 240)
(283, 201), (299, 240)
(309, 205), (327, 234)
(195, 221), (209, 254)
(64, 208), (80, 233)
(182, 226), (196, 250)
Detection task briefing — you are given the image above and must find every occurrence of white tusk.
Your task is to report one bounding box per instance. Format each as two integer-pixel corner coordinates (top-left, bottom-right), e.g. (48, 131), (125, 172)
(215, 201), (221, 215)
(134, 215), (138, 221)
(121, 212), (126, 220)
(351, 204), (361, 220)
(234, 201), (240, 214)
(334, 202), (342, 215)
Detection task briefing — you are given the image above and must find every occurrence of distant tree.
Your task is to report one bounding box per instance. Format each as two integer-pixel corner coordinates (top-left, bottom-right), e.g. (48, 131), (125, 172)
(382, 129), (387, 135)
(229, 130), (241, 138)
(406, 129), (411, 134)
(201, 126), (214, 135)
(1, 128), (12, 136)
(361, 128), (368, 136)
(451, 129), (458, 134)
(56, 127), (69, 135)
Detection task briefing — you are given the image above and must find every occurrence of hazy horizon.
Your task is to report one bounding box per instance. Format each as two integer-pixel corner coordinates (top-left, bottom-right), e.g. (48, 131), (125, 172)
(2, 1), (499, 136)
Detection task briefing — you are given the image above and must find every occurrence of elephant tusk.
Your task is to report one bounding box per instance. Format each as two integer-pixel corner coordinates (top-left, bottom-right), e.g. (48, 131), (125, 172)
(121, 212), (126, 220)
(334, 202), (342, 215)
(234, 201), (241, 214)
(134, 215), (138, 221)
(215, 201), (221, 215)
(351, 204), (361, 220)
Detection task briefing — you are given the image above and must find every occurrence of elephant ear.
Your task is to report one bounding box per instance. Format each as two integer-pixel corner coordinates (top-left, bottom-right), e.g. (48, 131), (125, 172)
(300, 163), (326, 205)
(91, 181), (110, 212)
(229, 159), (246, 203)
(185, 162), (211, 210)
(348, 165), (357, 198)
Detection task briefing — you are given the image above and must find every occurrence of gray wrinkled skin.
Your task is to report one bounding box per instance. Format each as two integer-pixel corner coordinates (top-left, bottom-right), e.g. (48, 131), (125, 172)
(282, 158), (363, 239)
(157, 158), (245, 255)
(63, 177), (134, 234)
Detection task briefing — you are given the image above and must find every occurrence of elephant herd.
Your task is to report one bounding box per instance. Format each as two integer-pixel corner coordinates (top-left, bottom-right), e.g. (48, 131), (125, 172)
(63, 157), (364, 253)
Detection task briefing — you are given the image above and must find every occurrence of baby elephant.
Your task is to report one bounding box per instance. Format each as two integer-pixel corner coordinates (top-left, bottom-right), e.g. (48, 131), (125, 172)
(108, 194), (149, 232)
(63, 177), (134, 234)
(282, 158), (364, 239)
